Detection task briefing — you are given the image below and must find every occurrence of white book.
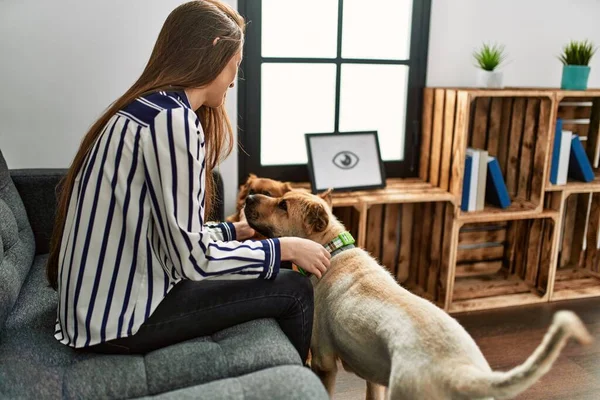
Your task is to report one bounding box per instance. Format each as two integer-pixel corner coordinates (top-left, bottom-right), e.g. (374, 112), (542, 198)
(466, 148), (479, 211)
(476, 149), (488, 210)
(557, 130), (573, 185)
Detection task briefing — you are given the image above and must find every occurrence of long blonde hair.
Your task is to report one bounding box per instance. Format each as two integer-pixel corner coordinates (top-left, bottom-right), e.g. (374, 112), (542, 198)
(47, 0), (245, 289)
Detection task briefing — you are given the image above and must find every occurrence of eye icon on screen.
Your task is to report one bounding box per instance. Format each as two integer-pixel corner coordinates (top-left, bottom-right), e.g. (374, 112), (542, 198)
(332, 151), (360, 170)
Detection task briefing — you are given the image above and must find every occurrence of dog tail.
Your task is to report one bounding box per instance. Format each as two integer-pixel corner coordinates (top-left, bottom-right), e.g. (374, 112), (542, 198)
(450, 311), (593, 400)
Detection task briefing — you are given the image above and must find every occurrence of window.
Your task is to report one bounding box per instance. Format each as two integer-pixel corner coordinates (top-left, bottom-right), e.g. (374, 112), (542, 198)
(238, 0), (431, 184)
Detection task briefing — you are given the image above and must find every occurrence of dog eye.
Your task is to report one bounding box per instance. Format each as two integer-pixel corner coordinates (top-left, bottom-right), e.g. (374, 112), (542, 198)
(261, 191), (272, 197)
(248, 189), (256, 195)
(278, 200), (287, 211)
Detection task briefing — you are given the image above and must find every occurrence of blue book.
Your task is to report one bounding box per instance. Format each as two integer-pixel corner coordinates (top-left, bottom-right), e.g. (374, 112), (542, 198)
(569, 135), (595, 182)
(486, 156), (511, 209)
(550, 118), (563, 184)
(462, 155), (473, 211)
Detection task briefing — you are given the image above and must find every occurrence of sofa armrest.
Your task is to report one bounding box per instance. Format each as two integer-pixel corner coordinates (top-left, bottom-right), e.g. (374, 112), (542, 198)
(10, 168), (67, 255)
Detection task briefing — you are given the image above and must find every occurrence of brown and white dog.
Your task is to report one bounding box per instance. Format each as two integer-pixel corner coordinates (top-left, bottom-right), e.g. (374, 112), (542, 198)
(244, 190), (594, 400)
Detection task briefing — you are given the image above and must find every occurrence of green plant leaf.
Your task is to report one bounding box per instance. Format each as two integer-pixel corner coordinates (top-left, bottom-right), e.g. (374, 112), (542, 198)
(558, 40), (597, 66)
(473, 43), (507, 71)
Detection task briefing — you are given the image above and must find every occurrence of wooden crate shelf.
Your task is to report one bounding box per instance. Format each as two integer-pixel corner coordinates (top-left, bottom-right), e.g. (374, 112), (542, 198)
(448, 217), (556, 313)
(421, 88), (554, 216)
(424, 88), (600, 311)
(283, 88), (600, 314)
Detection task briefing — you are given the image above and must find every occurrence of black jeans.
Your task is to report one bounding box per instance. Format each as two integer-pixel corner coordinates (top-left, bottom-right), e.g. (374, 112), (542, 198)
(87, 269), (314, 363)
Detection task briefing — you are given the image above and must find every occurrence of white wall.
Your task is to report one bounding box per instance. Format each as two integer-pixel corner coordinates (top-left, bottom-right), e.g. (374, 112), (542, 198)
(427, 0), (600, 87)
(0, 0), (239, 216)
(1, 0), (600, 215)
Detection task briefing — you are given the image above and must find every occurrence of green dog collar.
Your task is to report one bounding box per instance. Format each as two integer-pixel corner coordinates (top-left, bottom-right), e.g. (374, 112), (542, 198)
(296, 232), (356, 277)
(324, 231), (356, 253)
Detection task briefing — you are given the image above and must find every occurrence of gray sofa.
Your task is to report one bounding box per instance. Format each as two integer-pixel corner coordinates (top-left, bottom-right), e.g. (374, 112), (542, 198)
(0, 149), (328, 399)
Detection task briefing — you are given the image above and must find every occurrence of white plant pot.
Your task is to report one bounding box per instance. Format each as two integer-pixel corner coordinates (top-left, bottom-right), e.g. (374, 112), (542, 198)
(476, 69), (504, 88)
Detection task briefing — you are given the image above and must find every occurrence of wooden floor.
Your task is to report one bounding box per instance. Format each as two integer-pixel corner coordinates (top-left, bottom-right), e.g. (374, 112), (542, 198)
(332, 298), (600, 400)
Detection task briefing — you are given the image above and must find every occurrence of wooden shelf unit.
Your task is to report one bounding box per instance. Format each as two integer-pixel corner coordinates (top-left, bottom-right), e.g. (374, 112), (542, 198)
(291, 88), (600, 313)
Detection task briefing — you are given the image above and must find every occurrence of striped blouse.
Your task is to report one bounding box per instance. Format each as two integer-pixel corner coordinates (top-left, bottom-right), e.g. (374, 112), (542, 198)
(54, 90), (281, 348)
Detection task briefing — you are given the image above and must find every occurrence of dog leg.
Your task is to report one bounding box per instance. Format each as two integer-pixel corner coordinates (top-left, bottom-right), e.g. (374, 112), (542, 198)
(366, 381), (386, 400)
(313, 364), (338, 398)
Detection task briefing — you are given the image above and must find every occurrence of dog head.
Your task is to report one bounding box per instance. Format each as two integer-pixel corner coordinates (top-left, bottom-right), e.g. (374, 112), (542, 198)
(227, 174), (295, 223)
(245, 189), (334, 240)
(235, 174), (293, 211)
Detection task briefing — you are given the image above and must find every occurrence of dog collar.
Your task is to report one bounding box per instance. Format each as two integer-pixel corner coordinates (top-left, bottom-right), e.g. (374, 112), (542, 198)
(296, 232), (356, 277)
(324, 231), (356, 257)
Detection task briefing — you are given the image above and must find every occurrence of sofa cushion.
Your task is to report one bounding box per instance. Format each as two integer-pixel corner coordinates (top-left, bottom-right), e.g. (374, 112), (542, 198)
(0, 255), (302, 399)
(0, 150), (35, 330)
(139, 365), (329, 400)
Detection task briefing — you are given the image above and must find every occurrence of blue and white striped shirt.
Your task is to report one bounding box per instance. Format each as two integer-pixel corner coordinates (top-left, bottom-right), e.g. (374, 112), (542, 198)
(55, 90), (281, 348)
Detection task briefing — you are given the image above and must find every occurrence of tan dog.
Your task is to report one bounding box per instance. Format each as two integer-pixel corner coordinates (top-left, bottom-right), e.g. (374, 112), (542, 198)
(244, 190), (593, 400)
(226, 174), (294, 226)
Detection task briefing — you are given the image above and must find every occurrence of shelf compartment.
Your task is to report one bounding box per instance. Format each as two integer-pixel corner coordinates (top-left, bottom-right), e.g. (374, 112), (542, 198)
(422, 88), (555, 216)
(449, 218), (555, 313)
(552, 268), (600, 301)
(547, 96), (600, 192)
(341, 201), (456, 309)
(551, 191), (600, 301)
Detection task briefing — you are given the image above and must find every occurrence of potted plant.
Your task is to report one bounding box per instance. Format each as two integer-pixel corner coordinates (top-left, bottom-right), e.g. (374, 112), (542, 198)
(559, 40), (597, 90)
(473, 43), (507, 88)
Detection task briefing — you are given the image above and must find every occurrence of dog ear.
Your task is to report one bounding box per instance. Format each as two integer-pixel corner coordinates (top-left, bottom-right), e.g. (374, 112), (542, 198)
(305, 202), (329, 233)
(230, 174), (259, 222)
(318, 188), (333, 208)
(235, 176), (254, 215)
(283, 182), (294, 193)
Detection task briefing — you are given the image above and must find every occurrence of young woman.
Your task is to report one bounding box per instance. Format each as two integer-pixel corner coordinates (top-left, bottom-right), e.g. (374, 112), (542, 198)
(46, 0), (329, 363)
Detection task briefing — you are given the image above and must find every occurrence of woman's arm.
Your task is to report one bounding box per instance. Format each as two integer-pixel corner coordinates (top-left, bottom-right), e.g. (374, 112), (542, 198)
(203, 210), (255, 242)
(142, 106), (280, 281)
(204, 221), (237, 242)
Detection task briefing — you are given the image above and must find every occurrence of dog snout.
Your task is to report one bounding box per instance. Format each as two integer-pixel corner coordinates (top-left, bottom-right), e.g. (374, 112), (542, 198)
(245, 195), (257, 207)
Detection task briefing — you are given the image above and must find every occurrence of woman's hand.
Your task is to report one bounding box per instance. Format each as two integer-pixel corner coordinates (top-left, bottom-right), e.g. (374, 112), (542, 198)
(279, 237), (330, 279)
(233, 207), (256, 241)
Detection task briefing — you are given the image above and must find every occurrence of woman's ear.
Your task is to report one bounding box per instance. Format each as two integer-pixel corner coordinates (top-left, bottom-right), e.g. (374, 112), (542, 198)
(305, 202), (330, 234)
